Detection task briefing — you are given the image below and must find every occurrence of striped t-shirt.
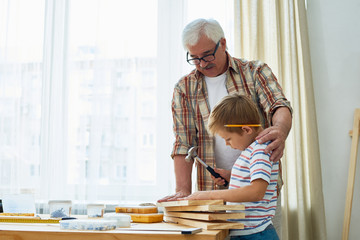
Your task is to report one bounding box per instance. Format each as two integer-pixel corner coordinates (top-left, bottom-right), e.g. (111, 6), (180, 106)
(227, 140), (279, 236)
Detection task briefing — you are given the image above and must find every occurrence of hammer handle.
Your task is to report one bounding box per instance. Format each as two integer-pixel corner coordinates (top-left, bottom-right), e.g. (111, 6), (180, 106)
(206, 166), (229, 187)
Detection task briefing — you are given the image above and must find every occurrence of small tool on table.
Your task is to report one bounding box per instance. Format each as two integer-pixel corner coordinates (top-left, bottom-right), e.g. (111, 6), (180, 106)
(185, 146), (228, 187)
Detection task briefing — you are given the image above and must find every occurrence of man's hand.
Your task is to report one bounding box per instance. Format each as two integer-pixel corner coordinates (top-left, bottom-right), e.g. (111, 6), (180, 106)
(178, 190), (212, 201)
(256, 107), (292, 162)
(157, 155), (193, 202)
(256, 125), (286, 162)
(157, 190), (191, 202)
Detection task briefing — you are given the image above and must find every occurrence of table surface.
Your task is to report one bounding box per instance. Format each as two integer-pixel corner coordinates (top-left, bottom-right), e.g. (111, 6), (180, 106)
(0, 220), (228, 240)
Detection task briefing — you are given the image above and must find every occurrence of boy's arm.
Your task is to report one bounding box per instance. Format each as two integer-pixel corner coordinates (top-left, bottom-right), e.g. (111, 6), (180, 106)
(182, 179), (269, 202)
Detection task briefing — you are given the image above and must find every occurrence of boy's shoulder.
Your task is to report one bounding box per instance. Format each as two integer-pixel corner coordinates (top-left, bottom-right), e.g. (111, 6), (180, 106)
(251, 140), (271, 149)
(247, 140), (272, 158)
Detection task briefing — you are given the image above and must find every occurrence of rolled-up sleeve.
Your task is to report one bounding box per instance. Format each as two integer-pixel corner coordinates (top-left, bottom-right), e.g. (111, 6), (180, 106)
(254, 63), (292, 124)
(171, 82), (198, 159)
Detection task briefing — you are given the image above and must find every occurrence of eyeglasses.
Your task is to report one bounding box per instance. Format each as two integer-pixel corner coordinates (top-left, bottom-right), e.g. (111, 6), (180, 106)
(186, 40), (220, 65)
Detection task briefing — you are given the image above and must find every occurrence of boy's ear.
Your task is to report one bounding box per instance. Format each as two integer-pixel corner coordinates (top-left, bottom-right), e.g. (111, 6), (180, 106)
(241, 126), (253, 134)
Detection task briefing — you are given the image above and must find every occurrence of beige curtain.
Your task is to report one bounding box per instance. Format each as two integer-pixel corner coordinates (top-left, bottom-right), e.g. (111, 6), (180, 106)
(234, 1), (327, 239)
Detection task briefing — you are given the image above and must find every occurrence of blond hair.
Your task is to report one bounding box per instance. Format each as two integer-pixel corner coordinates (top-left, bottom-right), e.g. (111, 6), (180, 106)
(208, 94), (261, 135)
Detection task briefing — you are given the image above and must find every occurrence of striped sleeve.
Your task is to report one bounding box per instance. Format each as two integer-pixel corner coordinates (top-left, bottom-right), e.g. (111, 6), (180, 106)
(249, 144), (272, 183)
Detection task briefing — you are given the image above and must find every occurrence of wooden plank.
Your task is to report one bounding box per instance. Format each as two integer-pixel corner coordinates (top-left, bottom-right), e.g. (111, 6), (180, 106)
(157, 200), (224, 207)
(342, 108), (360, 240)
(0, 213), (35, 216)
(0, 216), (40, 219)
(164, 216), (244, 230)
(349, 129), (360, 136)
(116, 206), (158, 214)
(0, 216), (60, 223)
(163, 204), (245, 212)
(129, 213), (164, 223)
(165, 211), (245, 221)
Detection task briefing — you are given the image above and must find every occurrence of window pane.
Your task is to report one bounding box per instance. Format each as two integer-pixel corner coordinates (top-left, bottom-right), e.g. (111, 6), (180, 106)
(66, 0), (158, 201)
(0, 0), (45, 194)
(0, 0), (234, 204)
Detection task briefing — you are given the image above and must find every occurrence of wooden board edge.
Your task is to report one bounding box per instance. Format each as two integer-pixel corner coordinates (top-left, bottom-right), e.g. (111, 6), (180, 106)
(163, 204), (245, 212)
(158, 200), (224, 207)
(165, 212), (245, 221)
(164, 216), (244, 230)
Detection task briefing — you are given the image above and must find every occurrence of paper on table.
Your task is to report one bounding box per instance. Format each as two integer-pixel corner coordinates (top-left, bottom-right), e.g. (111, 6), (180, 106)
(2, 194), (36, 214)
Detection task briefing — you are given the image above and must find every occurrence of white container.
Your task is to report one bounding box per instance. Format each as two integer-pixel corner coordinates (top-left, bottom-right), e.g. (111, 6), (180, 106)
(48, 200), (72, 218)
(60, 219), (117, 231)
(87, 204), (105, 218)
(103, 213), (131, 228)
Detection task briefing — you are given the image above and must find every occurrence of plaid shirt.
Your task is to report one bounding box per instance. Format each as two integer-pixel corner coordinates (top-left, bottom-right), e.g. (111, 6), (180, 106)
(171, 52), (292, 191)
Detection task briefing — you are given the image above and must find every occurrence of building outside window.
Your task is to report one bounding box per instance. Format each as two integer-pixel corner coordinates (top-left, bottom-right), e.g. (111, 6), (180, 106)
(0, 0), (233, 205)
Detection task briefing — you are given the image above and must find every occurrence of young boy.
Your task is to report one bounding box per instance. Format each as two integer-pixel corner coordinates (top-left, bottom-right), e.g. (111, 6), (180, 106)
(181, 93), (279, 240)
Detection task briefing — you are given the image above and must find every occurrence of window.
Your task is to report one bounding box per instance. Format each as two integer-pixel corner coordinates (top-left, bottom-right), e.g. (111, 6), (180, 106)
(0, 0), (233, 204)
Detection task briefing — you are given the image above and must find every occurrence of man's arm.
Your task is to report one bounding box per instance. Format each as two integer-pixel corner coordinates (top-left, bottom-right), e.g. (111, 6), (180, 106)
(157, 155), (193, 202)
(174, 155), (193, 194)
(256, 106), (292, 161)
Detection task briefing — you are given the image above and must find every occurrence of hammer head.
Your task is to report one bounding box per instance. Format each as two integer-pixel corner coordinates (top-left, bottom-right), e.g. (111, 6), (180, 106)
(185, 146), (198, 162)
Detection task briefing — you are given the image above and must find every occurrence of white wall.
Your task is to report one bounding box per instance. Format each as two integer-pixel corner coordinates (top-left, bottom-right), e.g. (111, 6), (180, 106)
(307, 0), (360, 239)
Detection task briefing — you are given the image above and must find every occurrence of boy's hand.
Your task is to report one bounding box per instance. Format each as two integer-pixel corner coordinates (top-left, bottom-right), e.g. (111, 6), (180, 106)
(211, 168), (231, 186)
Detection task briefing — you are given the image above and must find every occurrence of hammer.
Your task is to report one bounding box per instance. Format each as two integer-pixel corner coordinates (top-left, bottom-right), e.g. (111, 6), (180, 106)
(185, 146), (229, 187)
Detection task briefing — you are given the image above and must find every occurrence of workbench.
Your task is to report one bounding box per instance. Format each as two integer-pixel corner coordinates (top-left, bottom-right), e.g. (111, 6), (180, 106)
(0, 221), (229, 240)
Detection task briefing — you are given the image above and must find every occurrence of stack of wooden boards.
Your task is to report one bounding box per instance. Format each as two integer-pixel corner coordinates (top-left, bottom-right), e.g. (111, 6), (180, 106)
(158, 200), (245, 230)
(115, 205), (163, 223)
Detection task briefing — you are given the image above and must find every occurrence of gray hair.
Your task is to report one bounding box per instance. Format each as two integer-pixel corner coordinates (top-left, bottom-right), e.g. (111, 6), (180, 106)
(182, 18), (225, 51)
